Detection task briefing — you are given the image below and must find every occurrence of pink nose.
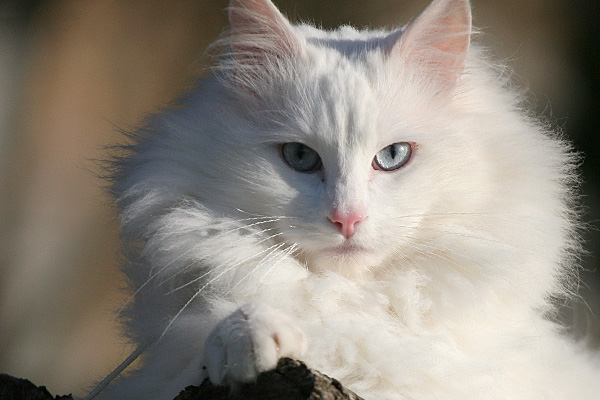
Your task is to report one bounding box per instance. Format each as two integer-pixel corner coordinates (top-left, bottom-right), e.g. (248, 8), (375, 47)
(328, 210), (365, 239)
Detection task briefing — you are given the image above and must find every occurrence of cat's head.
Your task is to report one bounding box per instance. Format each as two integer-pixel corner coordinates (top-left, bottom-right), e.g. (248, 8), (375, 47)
(195, 0), (480, 278)
(120, 0), (576, 297)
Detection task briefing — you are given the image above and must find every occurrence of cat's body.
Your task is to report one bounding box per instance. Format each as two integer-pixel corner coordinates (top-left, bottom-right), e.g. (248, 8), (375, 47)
(100, 0), (600, 399)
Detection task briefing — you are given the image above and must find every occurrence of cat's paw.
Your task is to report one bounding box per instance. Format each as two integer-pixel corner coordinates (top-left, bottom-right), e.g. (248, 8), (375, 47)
(202, 302), (307, 385)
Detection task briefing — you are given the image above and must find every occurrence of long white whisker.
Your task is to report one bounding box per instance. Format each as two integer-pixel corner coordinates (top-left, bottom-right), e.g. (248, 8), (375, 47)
(392, 224), (502, 244)
(114, 218), (283, 319)
(402, 211), (507, 217)
(157, 226), (281, 286)
(258, 243), (299, 285)
(159, 236), (288, 339)
(165, 232), (284, 295)
(391, 211), (559, 238)
(112, 244), (201, 322)
(230, 241), (287, 290)
(234, 208), (294, 220)
(401, 234), (538, 310)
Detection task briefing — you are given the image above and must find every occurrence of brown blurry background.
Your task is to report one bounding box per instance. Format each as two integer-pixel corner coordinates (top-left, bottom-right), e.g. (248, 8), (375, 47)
(0, 0), (598, 397)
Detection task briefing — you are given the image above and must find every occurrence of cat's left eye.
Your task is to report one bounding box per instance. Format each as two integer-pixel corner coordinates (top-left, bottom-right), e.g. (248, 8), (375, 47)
(373, 142), (413, 171)
(281, 142), (322, 173)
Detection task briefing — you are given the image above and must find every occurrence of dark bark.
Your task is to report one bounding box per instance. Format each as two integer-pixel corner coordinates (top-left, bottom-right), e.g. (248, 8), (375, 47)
(0, 358), (364, 400)
(0, 373), (73, 400)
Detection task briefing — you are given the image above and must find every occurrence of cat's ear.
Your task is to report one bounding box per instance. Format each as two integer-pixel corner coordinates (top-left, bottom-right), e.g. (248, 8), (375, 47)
(388, 0), (472, 91)
(228, 0), (300, 66)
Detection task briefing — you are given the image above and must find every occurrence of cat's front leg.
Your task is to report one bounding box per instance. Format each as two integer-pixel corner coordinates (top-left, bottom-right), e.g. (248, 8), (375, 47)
(203, 301), (307, 385)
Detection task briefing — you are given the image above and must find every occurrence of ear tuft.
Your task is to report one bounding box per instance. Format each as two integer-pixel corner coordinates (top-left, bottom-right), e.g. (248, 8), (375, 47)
(389, 0), (472, 90)
(228, 0), (300, 65)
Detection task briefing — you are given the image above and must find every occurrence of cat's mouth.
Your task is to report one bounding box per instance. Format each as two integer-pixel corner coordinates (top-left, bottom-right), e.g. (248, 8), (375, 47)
(325, 243), (371, 257)
(303, 242), (377, 277)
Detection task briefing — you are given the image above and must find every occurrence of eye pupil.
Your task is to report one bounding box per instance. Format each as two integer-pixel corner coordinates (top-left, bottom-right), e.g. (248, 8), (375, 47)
(282, 142), (322, 172)
(296, 147), (306, 160)
(373, 142), (412, 171)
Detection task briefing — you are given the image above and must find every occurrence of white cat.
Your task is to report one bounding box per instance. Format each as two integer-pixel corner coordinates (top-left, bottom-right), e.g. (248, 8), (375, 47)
(97, 0), (600, 399)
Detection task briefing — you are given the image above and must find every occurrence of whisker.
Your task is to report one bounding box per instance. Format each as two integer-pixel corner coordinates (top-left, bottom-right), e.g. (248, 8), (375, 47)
(234, 208), (294, 221)
(157, 226), (281, 286)
(392, 211), (508, 220)
(159, 236), (288, 339)
(115, 219), (282, 317)
(392, 224), (501, 244)
(258, 243), (299, 285)
(406, 240), (485, 279)
(165, 232), (284, 295)
(399, 234), (539, 313)
(112, 244), (201, 322)
(230, 242), (287, 290)
(391, 211), (554, 236)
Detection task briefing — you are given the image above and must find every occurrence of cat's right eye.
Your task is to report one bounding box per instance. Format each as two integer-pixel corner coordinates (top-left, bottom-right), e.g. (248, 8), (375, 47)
(373, 142), (413, 171)
(281, 142), (322, 173)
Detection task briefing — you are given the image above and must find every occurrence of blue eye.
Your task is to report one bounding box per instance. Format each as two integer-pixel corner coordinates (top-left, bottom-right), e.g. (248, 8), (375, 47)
(373, 142), (413, 171)
(282, 142), (322, 172)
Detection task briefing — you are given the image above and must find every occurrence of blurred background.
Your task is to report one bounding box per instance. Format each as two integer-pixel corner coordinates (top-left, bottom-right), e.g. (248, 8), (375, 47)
(0, 0), (598, 397)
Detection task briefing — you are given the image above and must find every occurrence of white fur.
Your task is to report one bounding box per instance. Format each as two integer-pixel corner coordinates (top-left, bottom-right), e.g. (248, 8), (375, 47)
(99, 0), (599, 399)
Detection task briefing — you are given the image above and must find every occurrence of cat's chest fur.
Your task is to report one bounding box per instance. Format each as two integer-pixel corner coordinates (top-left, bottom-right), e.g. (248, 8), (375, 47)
(227, 269), (567, 399)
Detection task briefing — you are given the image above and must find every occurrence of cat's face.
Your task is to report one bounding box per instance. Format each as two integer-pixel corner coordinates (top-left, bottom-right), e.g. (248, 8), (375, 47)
(244, 65), (421, 276)
(212, 0), (475, 277)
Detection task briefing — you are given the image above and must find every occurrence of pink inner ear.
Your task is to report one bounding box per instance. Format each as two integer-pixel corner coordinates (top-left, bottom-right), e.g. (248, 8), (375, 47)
(228, 0), (299, 64)
(390, 0), (472, 89)
(434, 13), (471, 57)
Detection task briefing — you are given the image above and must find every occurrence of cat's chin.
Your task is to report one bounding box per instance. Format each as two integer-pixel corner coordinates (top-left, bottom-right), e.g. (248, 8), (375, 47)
(325, 243), (371, 257)
(301, 243), (384, 279)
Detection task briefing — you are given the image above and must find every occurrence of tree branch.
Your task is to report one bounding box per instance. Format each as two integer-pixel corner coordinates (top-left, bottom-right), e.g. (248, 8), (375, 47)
(0, 358), (364, 400)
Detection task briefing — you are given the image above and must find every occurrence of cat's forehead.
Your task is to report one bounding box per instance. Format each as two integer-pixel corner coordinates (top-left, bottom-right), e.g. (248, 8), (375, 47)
(257, 25), (412, 153)
(289, 37), (397, 152)
(299, 24), (396, 58)
(292, 61), (381, 153)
